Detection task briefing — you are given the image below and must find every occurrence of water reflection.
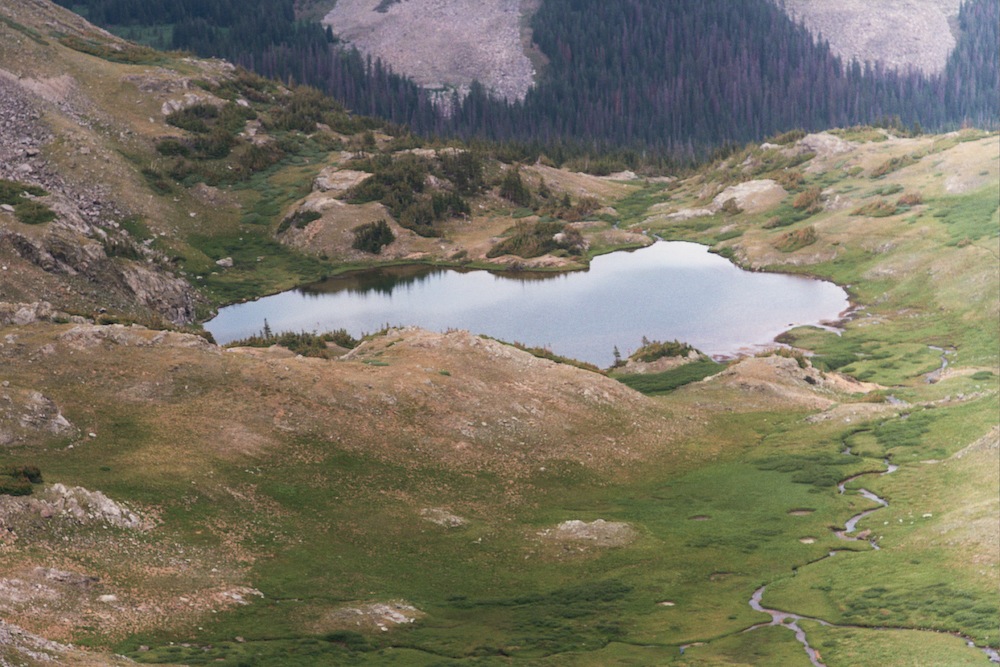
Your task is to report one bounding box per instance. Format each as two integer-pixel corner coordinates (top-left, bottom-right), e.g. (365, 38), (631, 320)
(205, 242), (849, 368)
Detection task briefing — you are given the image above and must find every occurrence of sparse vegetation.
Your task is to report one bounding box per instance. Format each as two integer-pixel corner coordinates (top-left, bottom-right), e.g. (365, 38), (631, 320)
(629, 338), (697, 363)
(228, 327), (358, 357)
(0, 7), (997, 665)
(0, 465), (43, 496)
(0, 179), (55, 225)
(487, 220), (584, 258)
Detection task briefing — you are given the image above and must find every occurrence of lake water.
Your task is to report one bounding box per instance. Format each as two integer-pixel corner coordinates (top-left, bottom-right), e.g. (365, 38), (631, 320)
(205, 241), (849, 368)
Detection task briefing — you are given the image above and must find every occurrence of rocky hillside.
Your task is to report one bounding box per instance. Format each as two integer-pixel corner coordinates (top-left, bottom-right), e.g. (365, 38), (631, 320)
(784, 0), (963, 74)
(322, 0), (538, 101)
(0, 2), (199, 325)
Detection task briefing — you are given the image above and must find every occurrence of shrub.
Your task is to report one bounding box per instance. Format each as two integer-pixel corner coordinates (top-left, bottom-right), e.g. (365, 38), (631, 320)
(267, 85), (347, 133)
(352, 219), (395, 254)
(143, 167), (175, 194)
(630, 338), (697, 363)
(792, 186), (822, 213)
(399, 200), (437, 236)
(156, 138), (190, 157)
(0, 179), (46, 203)
(897, 192), (924, 207)
(499, 168), (532, 207)
(234, 143), (284, 173)
(439, 150), (486, 195)
(431, 191), (470, 219)
(166, 104), (219, 134)
(768, 128), (807, 145)
(774, 170), (804, 190)
(617, 360), (724, 395)
(276, 210), (322, 234)
(191, 126), (235, 160)
(870, 154), (918, 178)
(59, 35), (163, 64)
(228, 328), (358, 358)
(14, 199), (56, 225)
(0, 464), (42, 496)
(487, 220), (567, 258)
(0, 477), (32, 496)
(851, 199), (898, 217)
(773, 225), (818, 252)
(2, 465), (42, 483)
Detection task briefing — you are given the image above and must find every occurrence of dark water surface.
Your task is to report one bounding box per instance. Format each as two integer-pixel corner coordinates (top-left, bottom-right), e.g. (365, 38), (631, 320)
(205, 241), (849, 367)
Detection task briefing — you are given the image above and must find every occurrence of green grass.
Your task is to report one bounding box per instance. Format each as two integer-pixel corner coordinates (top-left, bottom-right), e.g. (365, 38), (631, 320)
(800, 621), (991, 667)
(930, 186), (1000, 244)
(612, 182), (673, 227)
(187, 232), (329, 304)
(616, 360), (724, 395)
(104, 432), (900, 663)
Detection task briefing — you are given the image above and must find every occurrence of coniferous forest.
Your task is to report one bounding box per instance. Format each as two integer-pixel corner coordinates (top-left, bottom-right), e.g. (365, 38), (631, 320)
(57, 0), (999, 164)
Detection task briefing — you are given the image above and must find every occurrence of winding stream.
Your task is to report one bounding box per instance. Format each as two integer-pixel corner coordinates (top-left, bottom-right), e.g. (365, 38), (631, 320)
(835, 459), (898, 550)
(742, 456), (999, 665)
(742, 458), (897, 666)
(747, 586), (831, 667)
(925, 345), (956, 384)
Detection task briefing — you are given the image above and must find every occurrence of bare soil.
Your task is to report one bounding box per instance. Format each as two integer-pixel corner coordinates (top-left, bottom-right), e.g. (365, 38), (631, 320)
(323, 0), (535, 101)
(781, 0), (963, 74)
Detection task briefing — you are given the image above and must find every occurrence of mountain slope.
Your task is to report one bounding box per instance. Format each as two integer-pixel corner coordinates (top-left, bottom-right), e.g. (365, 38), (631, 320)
(0, 2), (997, 666)
(47, 0), (1000, 162)
(784, 0), (963, 75)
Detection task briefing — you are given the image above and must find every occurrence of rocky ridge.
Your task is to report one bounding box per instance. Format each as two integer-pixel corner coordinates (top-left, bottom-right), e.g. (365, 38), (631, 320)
(0, 7), (201, 325)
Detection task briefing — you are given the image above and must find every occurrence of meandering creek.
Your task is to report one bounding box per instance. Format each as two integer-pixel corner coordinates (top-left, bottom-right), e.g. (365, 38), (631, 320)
(742, 458), (897, 667)
(744, 456), (999, 665)
(205, 241), (849, 367)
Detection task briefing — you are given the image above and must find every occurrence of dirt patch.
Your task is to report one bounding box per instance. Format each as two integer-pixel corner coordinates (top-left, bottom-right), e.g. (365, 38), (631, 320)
(788, 509), (816, 516)
(29, 483), (155, 531)
(712, 179), (787, 214)
(420, 508), (467, 527)
(702, 355), (837, 410)
(313, 167), (372, 193)
(523, 163), (637, 202)
(320, 601), (424, 633)
(537, 519), (637, 547)
(323, 0), (534, 101)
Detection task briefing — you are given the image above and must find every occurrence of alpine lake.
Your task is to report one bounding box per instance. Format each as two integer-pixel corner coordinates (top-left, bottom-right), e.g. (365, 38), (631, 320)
(205, 241), (850, 367)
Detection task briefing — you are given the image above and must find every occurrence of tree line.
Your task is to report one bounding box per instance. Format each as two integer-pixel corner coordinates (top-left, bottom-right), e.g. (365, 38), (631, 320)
(56, 0), (999, 165)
